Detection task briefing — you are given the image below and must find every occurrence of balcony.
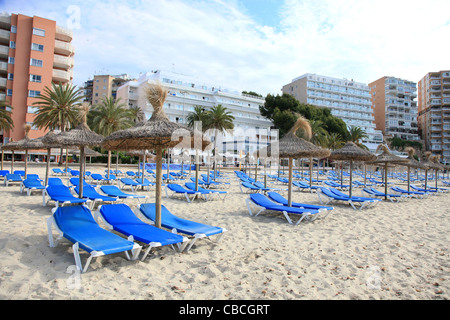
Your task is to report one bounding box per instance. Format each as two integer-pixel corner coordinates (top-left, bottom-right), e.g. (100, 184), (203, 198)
(53, 54), (73, 69)
(0, 93), (5, 101)
(0, 44), (8, 58)
(52, 69), (71, 83)
(0, 29), (10, 45)
(54, 40), (74, 56)
(0, 77), (6, 88)
(0, 61), (7, 73)
(55, 26), (73, 42)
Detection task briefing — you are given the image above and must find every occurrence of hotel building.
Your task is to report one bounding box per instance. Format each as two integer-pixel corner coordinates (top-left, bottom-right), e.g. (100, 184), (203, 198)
(281, 73), (383, 152)
(369, 76), (419, 141)
(83, 73), (134, 105)
(0, 13), (74, 144)
(116, 70), (274, 157)
(418, 70), (450, 164)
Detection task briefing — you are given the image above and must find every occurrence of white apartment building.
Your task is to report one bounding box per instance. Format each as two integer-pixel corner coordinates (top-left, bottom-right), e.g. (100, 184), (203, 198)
(282, 73), (384, 152)
(116, 70), (274, 158)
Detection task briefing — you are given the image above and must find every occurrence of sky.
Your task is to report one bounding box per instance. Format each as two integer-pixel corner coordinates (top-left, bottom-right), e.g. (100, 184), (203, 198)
(2, 0), (450, 96)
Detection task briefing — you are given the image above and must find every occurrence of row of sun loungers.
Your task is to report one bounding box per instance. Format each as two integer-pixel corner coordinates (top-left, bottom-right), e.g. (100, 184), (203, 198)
(47, 202), (226, 272)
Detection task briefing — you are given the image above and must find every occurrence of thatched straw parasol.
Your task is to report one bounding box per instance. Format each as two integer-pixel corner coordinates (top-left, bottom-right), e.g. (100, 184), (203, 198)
(1, 125), (46, 178)
(265, 114), (330, 207)
(43, 103), (104, 198)
(328, 141), (376, 197)
(399, 147), (427, 192)
(367, 144), (408, 200)
(102, 81), (210, 228)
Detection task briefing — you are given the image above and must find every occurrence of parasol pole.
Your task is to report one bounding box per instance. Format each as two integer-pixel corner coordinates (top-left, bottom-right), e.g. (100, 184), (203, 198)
(78, 145), (85, 199)
(384, 162), (388, 200)
(349, 159), (353, 198)
(155, 145), (163, 228)
(45, 148), (51, 186)
(288, 157), (293, 207)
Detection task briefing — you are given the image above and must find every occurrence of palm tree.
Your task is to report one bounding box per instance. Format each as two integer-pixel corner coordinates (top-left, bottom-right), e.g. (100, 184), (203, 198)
(88, 97), (135, 136)
(32, 82), (85, 132)
(33, 82), (85, 164)
(322, 131), (345, 150)
(204, 104), (234, 178)
(186, 105), (209, 131)
(347, 126), (368, 149)
(88, 97), (136, 175)
(0, 100), (14, 133)
(308, 119), (327, 145)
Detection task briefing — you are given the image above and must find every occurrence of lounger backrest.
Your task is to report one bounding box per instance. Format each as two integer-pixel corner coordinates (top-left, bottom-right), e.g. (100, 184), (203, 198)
(100, 203), (143, 226)
(139, 203), (178, 228)
(121, 178), (137, 185)
(47, 185), (75, 197)
(250, 193), (276, 207)
(267, 192), (287, 205)
(48, 178), (64, 186)
(242, 182), (257, 189)
(91, 173), (103, 180)
(167, 184), (188, 192)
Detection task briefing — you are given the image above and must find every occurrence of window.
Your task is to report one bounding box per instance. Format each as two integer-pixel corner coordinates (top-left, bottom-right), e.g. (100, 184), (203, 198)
(27, 106), (39, 114)
(32, 28), (45, 37)
(11, 26), (16, 33)
(7, 73), (13, 80)
(30, 74), (42, 83)
(31, 43), (44, 52)
(30, 58), (43, 67)
(8, 57), (14, 64)
(28, 90), (41, 97)
(9, 41), (15, 49)
(7, 89), (12, 96)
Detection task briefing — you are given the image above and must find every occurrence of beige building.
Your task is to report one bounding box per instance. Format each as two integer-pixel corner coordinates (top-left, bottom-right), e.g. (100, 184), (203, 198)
(369, 76), (419, 141)
(418, 70), (450, 163)
(84, 74), (133, 105)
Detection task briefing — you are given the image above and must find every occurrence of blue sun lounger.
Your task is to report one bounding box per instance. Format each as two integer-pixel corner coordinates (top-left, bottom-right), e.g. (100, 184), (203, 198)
(47, 205), (141, 273)
(165, 183), (209, 202)
(74, 184), (119, 208)
(184, 182), (228, 200)
(119, 177), (148, 191)
(240, 182), (270, 194)
(362, 188), (407, 202)
(21, 178), (46, 196)
(267, 192), (333, 219)
(317, 187), (379, 210)
(293, 181), (320, 192)
(138, 203), (226, 252)
(4, 173), (22, 186)
(390, 186), (428, 199)
(44, 185), (90, 207)
(246, 193), (319, 225)
(100, 185), (147, 202)
(409, 185), (438, 194)
(95, 203), (188, 260)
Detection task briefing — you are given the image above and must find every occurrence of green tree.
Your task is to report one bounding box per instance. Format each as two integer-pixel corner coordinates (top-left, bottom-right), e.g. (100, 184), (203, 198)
(88, 97), (135, 136)
(346, 126), (368, 149)
(204, 104), (235, 178)
(0, 100), (14, 133)
(32, 82), (85, 132)
(88, 97), (136, 173)
(260, 93), (349, 139)
(186, 105), (210, 131)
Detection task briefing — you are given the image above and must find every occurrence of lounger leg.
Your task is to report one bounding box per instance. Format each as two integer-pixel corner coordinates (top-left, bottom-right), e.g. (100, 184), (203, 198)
(282, 211), (293, 224)
(72, 242), (84, 273)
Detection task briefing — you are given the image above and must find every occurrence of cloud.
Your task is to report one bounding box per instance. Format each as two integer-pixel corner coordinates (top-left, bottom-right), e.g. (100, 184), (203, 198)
(4, 0), (450, 95)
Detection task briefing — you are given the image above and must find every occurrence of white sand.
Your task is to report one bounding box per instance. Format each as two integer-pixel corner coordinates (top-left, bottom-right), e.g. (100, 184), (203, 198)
(0, 163), (448, 300)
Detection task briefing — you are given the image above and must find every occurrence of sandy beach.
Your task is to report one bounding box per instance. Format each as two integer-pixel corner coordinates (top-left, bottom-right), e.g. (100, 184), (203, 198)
(0, 163), (448, 300)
